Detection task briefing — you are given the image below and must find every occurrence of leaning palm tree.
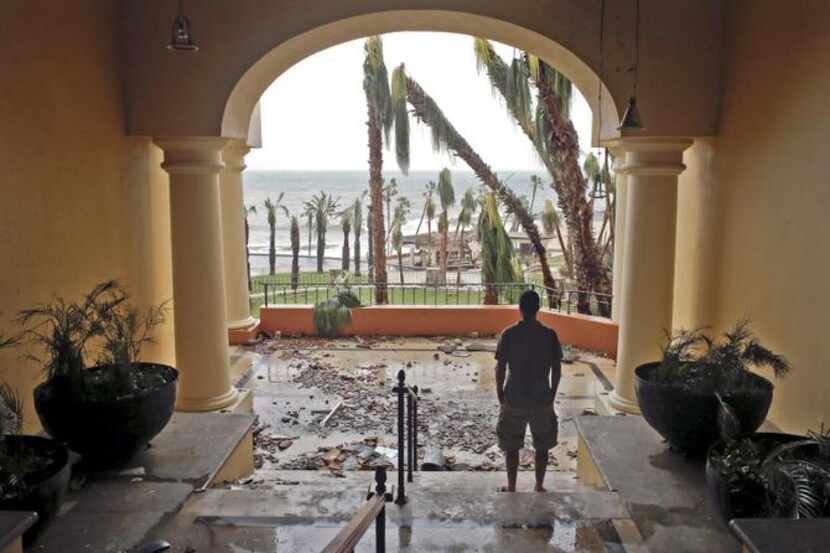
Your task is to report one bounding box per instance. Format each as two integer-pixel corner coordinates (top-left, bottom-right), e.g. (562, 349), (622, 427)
(302, 201), (315, 257)
(383, 177), (398, 240)
(528, 174), (543, 216)
(473, 38), (608, 313)
(363, 36), (394, 304)
(424, 184), (437, 266)
(437, 168), (455, 283)
(391, 222), (405, 285)
(289, 215), (300, 290)
(390, 63), (559, 307)
(264, 194), (288, 276)
(543, 199), (573, 278)
(244, 203), (257, 291)
(413, 180), (436, 265)
(304, 192), (340, 273)
(478, 193), (521, 304)
(352, 195), (365, 276)
(340, 210), (352, 272)
(454, 188), (478, 268)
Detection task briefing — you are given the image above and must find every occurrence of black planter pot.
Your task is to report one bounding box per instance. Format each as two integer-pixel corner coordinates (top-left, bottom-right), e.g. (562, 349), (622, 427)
(0, 435), (70, 544)
(33, 363), (178, 468)
(705, 432), (806, 523)
(634, 362), (773, 456)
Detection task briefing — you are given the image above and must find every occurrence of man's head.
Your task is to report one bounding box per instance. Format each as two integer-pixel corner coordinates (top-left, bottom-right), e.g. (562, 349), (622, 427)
(519, 290), (541, 319)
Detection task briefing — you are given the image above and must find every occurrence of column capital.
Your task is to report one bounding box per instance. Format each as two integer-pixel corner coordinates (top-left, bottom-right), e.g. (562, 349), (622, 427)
(222, 139), (251, 173)
(155, 136), (230, 175)
(617, 137), (694, 177)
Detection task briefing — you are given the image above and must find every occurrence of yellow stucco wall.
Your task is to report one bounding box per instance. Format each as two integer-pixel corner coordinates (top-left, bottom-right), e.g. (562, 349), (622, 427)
(675, 0), (830, 433)
(0, 2), (174, 432)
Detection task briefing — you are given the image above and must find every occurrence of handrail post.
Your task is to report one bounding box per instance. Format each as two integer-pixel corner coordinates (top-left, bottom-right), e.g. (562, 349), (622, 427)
(412, 385), (419, 474)
(407, 390), (414, 483)
(374, 467), (387, 553)
(394, 370), (406, 505)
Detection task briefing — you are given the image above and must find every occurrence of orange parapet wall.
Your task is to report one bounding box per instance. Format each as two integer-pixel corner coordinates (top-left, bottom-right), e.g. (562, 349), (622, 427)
(259, 305), (618, 359)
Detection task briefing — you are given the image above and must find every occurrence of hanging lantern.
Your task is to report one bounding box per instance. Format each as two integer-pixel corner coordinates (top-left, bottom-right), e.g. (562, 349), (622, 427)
(167, 0), (198, 52)
(618, 97), (644, 131)
(617, 0), (645, 131)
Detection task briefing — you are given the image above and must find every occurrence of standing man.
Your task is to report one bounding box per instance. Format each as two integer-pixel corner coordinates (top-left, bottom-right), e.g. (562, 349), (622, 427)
(495, 290), (563, 492)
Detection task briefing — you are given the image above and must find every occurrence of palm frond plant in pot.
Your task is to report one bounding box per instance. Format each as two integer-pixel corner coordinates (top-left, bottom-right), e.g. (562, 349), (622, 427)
(634, 320), (790, 456)
(0, 336), (71, 544)
(20, 281), (178, 468)
(706, 425), (830, 522)
(313, 279), (361, 338)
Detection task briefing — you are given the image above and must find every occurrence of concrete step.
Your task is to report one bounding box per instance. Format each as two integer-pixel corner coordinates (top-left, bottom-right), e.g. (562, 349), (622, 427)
(145, 486), (640, 552)
(242, 469), (590, 493)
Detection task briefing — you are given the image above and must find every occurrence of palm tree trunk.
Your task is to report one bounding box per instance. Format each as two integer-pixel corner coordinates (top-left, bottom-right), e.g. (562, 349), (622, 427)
(342, 228), (350, 271)
(354, 229), (362, 276)
(307, 216), (313, 256)
(397, 249), (404, 284)
(553, 218), (573, 278)
(290, 222), (300, 291)
(367, 207), (374, 282)
(317, 224), (326, 273)
(367, 102), (387, 303)
(535, 66), (609, 315)
(426, 220), (432, 267)
(404, 77), (559, 308)
(269, 223), (276, 276)
(440, 211), (449, 285)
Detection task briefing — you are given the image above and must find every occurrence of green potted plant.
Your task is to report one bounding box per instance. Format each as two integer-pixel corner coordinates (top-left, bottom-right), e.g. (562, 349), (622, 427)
(20, 281), (178, 468)
(634, 320), (790, 456)
(313, 287), (361, 338)
(0, 336), (71, 544)
(706, 426), (830, 521)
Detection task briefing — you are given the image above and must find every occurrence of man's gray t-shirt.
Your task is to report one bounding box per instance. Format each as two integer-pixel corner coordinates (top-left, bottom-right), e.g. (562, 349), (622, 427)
(495, 319), (563, 408)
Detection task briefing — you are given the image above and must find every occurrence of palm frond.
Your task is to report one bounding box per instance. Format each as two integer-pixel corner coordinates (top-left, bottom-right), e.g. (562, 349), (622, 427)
(390, 63), (411, 174)
(0, 382), (23, 436)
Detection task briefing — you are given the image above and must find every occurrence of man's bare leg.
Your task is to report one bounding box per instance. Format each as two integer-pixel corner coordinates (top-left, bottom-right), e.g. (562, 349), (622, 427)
(534, 449), (549, 492)
(503, 449), (519, 492)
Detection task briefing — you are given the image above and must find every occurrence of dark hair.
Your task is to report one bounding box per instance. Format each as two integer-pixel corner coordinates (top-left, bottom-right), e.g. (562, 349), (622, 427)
(519, 290), (540, 318)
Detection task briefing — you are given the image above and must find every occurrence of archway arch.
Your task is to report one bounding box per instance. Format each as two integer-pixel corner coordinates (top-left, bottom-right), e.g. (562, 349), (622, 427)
(222, 10), (620, 145)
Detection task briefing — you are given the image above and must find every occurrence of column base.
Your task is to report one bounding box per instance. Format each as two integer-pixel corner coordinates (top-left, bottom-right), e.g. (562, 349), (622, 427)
(176, 386), (239, 412)
(228, 319), (260, 345)
(228, 316), (257, 330)
(607, 390), (642, 415)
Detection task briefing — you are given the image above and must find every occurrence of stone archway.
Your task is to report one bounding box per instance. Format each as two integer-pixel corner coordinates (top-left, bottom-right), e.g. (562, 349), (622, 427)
(221, 10), (621, 145)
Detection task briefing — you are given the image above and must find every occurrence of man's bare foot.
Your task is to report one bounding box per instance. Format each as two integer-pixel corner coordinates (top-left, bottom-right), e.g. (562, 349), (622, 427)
(497, 486), (516, 492)
(534, 484), (547, 492)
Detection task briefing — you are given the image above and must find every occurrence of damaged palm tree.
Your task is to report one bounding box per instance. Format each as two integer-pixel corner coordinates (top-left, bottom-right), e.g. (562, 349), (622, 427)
(390, 63), (559, 308)
(363, 36), (393, 303)
(473, 39), (610, 314)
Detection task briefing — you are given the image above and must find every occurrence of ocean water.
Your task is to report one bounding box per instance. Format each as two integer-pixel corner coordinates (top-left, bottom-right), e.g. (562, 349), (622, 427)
(243, 169), (552, 273)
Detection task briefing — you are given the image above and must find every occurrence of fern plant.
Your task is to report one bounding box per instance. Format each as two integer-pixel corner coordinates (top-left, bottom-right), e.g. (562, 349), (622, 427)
(17, 281), (169, 400)
(653, 320), (790, 394)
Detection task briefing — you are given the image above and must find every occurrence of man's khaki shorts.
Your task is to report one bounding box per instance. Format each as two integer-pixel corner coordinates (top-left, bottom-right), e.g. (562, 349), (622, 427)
(496, 402), (558, 451)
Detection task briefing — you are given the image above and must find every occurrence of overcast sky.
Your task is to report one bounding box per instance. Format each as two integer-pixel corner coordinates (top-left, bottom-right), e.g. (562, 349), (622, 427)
(246, 32), (594, 172)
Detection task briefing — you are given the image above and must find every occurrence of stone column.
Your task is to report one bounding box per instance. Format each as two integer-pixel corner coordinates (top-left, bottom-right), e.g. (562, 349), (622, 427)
(609, 137), (692, 413)
(608, 142), (627, 321)
(221, 140), (255, 331)
(156, 137), (238, 412)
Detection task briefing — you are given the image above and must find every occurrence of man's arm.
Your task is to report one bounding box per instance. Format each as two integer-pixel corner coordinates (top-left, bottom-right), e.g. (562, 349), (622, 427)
(495, 360), (507, 404)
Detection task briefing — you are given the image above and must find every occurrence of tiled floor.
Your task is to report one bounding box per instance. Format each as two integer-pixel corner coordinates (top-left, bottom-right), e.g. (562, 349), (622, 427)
(232, 336), (616, 478)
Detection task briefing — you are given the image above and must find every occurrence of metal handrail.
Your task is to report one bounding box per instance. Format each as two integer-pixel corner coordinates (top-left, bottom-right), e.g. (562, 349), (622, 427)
(320, 468), (391, 553)
(392, 370), (418, 505)
(260, 281), (613, 317)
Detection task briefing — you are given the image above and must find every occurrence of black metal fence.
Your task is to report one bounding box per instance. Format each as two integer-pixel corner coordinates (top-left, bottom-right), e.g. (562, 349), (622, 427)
(258, 281), (612, 317)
